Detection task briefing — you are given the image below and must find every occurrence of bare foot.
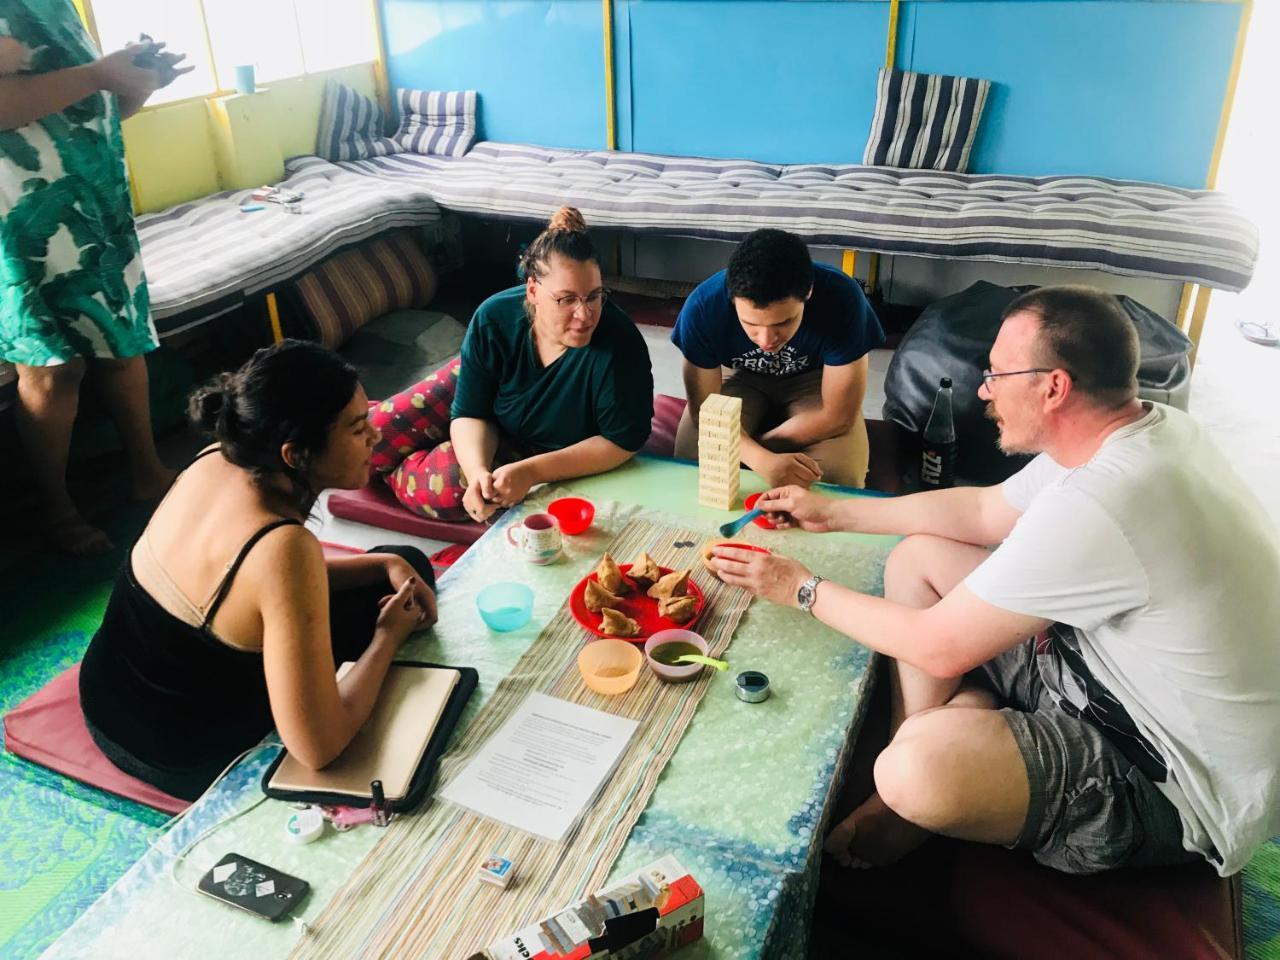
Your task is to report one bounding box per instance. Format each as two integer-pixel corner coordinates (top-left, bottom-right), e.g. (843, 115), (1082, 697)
(823, 792), (931, 868)
(48, 513), (114, 556)
(130, 464), (177, 502)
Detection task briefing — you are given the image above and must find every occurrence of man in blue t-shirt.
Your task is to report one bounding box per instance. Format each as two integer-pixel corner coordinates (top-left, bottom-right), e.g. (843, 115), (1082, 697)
(671, 229), (885, 488)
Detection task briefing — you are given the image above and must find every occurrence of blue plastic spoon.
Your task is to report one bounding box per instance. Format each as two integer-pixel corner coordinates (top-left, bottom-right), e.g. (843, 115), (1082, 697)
(718, 508), (764, 538)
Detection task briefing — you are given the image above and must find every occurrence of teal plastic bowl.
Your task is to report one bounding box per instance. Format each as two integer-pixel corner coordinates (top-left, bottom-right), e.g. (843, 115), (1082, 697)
(476, 582), (534, 632)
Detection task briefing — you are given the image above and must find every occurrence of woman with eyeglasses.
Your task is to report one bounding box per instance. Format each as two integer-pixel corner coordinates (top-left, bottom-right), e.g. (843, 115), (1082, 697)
(368, 207), (654, 522)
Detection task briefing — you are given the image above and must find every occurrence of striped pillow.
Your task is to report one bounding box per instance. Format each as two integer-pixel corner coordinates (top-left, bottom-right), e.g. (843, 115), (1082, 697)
(392, 89), (477, 157)
(315, 78), (404, 162)
(863, 68), (991, 172)
(294, 231), (438, 348)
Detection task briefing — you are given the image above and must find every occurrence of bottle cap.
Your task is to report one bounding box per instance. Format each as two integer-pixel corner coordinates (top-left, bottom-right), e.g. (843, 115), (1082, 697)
(285, 807), (326, 844)
(940, 377), (952, 388)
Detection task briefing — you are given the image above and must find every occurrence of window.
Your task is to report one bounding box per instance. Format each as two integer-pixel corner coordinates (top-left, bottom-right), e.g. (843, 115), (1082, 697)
(86, 0), (379, 107)
(90, 0), (216, 105)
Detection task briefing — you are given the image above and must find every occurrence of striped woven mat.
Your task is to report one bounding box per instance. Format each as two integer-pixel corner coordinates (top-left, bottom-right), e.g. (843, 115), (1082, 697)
(292, 518), (751, 959)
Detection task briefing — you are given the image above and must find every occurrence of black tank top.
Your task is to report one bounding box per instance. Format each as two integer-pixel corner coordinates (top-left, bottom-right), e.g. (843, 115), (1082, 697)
(79, 452), (302, 785)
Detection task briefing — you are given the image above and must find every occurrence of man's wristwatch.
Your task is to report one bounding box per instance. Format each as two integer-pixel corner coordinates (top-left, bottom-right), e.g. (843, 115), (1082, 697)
(797, 575), (826, 615)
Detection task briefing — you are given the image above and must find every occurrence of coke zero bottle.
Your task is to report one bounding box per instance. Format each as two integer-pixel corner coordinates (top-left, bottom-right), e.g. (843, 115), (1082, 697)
(920, 377), (957, 488)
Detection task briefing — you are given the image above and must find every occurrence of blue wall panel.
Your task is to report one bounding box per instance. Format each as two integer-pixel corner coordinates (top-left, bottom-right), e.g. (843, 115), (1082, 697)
(621, 0), (887, 162)
(379, 1), (1243, 185)
(381, 0), (607, 149)
(901, 1), (1241, 186)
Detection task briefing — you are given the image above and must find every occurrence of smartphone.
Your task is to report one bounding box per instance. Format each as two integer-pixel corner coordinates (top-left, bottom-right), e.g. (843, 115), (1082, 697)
(196, 853), (310, 922)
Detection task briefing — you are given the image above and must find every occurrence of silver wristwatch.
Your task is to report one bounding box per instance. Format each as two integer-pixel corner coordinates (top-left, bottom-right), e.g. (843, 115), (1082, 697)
(797, 575), (825, 615)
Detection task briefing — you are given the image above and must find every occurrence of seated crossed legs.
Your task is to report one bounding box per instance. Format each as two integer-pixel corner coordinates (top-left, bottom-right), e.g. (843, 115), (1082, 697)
(367, 358), (525, 523)
(822, 532), (1195, 873)
(674, 367), (870, 489)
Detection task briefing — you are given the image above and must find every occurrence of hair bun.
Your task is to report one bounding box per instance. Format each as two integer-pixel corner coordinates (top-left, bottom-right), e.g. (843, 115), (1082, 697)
(189, 372), (236, 432)
(548, 205), (587, 234)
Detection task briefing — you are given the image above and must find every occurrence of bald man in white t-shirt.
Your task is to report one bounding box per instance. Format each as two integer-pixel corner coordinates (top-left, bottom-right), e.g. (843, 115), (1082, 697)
(711, 285), (1280, 877)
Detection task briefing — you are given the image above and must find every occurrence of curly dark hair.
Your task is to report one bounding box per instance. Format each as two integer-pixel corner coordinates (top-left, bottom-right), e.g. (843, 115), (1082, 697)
(188, 340), (359, 512)
(726, 229), (814, 306)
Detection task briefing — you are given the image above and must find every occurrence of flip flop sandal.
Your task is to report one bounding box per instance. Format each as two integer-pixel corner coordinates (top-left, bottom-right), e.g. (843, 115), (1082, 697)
(1236, 319), (1280, 346)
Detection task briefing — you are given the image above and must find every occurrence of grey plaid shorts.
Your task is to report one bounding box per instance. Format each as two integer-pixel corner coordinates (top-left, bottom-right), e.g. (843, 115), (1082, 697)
(976, 637), (1203, 875)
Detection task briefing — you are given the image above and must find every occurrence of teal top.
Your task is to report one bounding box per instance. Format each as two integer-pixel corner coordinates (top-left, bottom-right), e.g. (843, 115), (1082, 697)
(451, 287), (654, 452)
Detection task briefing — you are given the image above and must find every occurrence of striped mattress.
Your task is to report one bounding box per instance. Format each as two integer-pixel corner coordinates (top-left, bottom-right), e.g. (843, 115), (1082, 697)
(339, 141), (1258, 294)
(136, 156), (442, 330)
(1, 158), (441, 403)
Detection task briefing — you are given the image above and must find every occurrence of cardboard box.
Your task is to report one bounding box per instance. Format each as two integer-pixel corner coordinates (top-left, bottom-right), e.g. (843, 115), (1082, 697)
(478, 855), (704, 960)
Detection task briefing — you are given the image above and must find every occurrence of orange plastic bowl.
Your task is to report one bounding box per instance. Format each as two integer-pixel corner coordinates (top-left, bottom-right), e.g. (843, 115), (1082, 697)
(547, 497), (595, 535)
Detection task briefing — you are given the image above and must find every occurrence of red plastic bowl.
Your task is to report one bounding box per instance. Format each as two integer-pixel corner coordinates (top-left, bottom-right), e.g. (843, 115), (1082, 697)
(547, 497), (595, 535)
(743, 492), (777, 529)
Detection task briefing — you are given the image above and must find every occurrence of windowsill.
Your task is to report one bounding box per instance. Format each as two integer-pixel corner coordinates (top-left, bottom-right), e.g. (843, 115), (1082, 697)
(133, 61), (378, 114)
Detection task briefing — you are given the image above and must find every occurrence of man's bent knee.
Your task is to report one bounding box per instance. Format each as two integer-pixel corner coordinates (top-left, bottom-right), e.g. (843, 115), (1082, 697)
(884, 534), (990, 606)
(873, 734), (944, 828)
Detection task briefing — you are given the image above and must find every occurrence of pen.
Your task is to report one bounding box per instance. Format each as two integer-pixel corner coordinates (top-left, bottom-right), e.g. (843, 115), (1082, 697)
(370, 779), (390, 827)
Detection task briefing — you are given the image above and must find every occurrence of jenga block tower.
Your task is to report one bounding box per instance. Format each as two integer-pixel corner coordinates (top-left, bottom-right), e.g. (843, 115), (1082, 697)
(697, 393), (742, 510)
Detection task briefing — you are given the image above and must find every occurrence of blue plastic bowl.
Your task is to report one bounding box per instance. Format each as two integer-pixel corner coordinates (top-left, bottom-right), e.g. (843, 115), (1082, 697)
(476, 582), (534, 632)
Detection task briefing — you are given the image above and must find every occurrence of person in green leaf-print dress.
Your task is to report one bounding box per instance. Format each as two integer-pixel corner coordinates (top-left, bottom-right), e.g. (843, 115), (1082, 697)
(1, 0), (192, 553)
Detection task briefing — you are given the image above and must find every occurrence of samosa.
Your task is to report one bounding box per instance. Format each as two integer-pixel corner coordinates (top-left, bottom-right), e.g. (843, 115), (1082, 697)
(600, 607), (641, 638)
(595, 553), (627, 593)
(584, 579), (623, 613)
(647, 568), (690, 600)
(658, 595), (697, 624)
(628, 551), (662, 590)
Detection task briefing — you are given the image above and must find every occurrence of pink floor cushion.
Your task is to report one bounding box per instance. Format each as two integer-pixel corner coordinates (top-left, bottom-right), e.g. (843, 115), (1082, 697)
(2, 543), (368, 817)
(329, 394), (690, 539)
(642, 394), (687, 459)
(327, 479), (486, 544)
(3, 664), (189, 816)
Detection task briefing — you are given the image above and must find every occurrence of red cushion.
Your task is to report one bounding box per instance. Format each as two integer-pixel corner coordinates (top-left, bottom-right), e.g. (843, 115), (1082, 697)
(814, 837), (1241, 959)
(327, 480), (485, 544)
(3, 664), (189, 815)
(642, 394), (687, 459)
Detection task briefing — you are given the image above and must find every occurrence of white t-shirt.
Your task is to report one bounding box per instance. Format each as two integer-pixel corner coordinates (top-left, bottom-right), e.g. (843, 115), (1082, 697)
(965, 403), (1280, 876)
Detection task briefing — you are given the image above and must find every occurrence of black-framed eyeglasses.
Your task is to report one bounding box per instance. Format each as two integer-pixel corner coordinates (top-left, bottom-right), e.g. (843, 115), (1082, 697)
(980, 367), (1072, 388)
(536, 280), (609, 311)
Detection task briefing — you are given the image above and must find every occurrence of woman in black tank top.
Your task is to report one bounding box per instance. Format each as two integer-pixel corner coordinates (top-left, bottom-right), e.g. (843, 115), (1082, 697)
(80, 341), (438, 801)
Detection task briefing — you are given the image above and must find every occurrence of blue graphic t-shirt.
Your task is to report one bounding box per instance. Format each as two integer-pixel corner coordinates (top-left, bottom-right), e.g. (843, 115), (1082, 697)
(670, 262), (884, 377)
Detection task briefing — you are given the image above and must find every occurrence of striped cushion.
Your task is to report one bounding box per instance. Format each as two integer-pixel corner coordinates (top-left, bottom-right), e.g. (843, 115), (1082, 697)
(315, 78), (403, 162)
(863, 68), (991, 172)
(336, 144), (1258, 293)
(294, 231), (438, 348)
(392, 89), (477, 157)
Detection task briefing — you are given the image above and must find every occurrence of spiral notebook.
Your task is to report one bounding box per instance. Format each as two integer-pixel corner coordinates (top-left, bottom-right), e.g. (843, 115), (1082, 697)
(262, 660), (476, 809)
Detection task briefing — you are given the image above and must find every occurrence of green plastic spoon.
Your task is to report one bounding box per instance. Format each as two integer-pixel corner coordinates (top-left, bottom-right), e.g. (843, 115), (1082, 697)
(673, 654), (730, 671)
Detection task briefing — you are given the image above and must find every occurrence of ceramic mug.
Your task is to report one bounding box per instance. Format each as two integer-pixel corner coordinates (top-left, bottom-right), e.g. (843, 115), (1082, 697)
(506, 512), (563, 564)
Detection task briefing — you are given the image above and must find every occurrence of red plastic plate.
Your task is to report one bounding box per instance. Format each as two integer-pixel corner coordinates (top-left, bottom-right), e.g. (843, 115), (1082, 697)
(569, 564), (706, 642)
